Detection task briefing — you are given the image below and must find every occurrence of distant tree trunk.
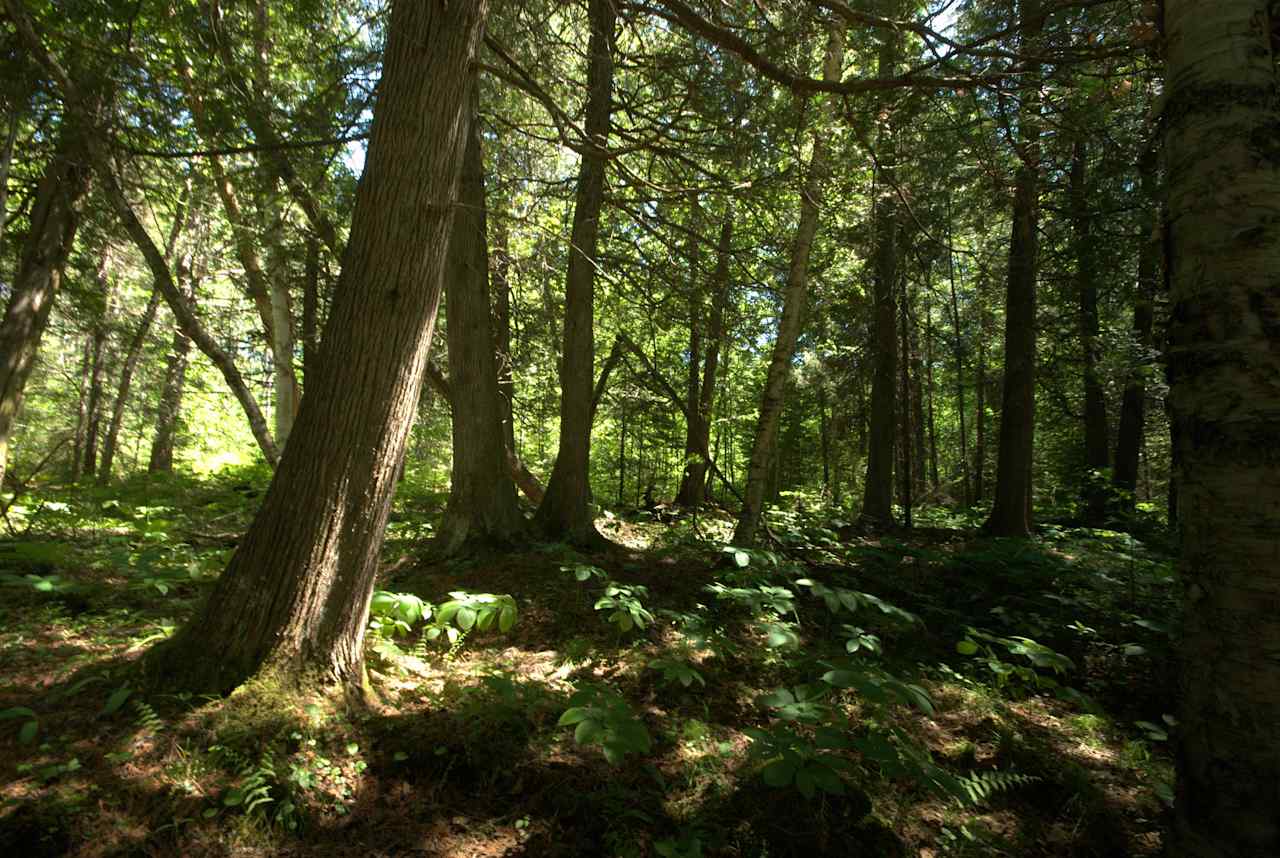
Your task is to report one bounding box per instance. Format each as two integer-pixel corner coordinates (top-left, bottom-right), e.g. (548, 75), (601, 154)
(99, 185), (190, 484)
(1164, 2), (1280, 855)
(947, 203), (971, 506)
(1113, 145), (1159, 511)
(0, 129), (91, 488)
(617, 402), (626, 506)
(676, 199), (706, 508)
(899, 275), (913, 528)
(818, 384), (831, 495)
(910, 300), (927, 495)
(82, 253), (115, 480)
(70, 336), (91, 481)
(303, 236), (321, 388)
(984, 0), (1042, 538)
(925, 300), (940, 491)
(436, 106), (524, 555)
(733, 21), (843, 546)
(148, 273), (195, 473)
(533, 0), (615, 546)
(263, 191), (299, 448)
(1072, 138), (1109, 524)
(859, 26), (902, 531)
(975, 309), (987, 502)
(491, 210), (517, 454)
(145, 0), (490, 694)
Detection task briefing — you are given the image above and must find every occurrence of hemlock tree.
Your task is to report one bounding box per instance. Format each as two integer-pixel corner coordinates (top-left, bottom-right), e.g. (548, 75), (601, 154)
(436, 102), (525, 555)
(1164, 1), (1280, 855)
(532, 0), (616, 546)
(138, 0), (491, 693)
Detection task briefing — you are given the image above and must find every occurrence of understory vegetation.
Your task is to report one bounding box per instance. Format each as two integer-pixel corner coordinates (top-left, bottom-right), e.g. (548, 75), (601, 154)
(0, 468), (1176, 857)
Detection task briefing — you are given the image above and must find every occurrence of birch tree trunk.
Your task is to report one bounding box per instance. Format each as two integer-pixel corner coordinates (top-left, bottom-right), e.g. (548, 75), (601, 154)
(734, 21), (844, 545)
(1163, 2), (1280, 854)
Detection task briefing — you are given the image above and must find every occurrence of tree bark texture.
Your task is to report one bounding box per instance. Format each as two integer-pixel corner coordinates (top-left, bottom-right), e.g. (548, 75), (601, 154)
(859, 23), (902, 530)
(984, 0), (1042, 537)
(1163, 2), (1280, 855)
(436, 106), (525, 554)
(146, 0), (490, 693)
(1072, 138), (1110, 523)
(0, 128), (91, 488)
(734, 21), (843, 545)
(149, 269), (196, 473)
(676, 196), (706, 507)
(533, 0), (616, 545)
(1113, 144), (1160, 509)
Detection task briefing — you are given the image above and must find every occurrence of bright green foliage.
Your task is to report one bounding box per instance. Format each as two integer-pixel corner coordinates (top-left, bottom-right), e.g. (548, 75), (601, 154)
(594, 583), (653, 634)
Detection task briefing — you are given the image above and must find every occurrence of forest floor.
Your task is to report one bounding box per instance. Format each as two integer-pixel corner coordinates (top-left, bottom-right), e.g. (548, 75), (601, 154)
(0, 468), (1178, 857)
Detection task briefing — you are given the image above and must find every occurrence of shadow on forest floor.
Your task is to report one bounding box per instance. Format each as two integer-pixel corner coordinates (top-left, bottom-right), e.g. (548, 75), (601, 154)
(0, 479), (1176, 857)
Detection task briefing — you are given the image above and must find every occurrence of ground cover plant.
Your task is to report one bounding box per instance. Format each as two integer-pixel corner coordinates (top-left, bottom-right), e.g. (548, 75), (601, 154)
(0, 473), (1176, 857)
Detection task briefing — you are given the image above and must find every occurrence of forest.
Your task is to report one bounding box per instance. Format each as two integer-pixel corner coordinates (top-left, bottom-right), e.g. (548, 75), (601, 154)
(0, 0), (1275, 856)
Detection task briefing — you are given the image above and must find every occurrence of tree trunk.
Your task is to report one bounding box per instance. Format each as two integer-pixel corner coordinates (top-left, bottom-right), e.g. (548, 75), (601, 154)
(899, 275), (913, 529)
(859, 25), (902, 531)
(0, 107), (19, 256)
(734, 21), (843, 546)
(145, 0), (490, 695)
(148, 271), (195, 473)
(676, 196), (706, 507)
(984, 0), (1042, 537)
(82, 253), (114, 480)
(1113, 144), (1159, 511)
(492, 210), (517, 454)
(1163, 2), (1280, 855)
(70, 336), (90, 481)
(303, 236), (321, 388)
(947, 200), (971, 506)
(436, 104), (524, 555)
(1072, 138), (1110, 524)
(99, 185), (190, 484)
(0, 128), (91, 488)
(925, 299), (940, 491)
(975, 307), (987, 503)
(533, 0), (615, 546)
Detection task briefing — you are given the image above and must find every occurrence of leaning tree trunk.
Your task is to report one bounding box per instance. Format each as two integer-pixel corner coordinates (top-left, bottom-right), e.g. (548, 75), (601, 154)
(0, 128), (91, 488)
(984, 0), (1042, 537)
(1071, 138), (1110, 524)
(1163, 2), (1280, 855)
(533, 0), (616, 546)
(436, 104), (524, 555)
(859, 22), (902, 531)
(1113, 143), (1159, 511)
(140, 0), (490, 694)
(733, 22), (844, 545)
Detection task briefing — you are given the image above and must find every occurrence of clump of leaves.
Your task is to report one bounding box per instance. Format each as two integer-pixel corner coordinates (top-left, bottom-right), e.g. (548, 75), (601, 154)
(0, 706), (39, 744)
(595, 583), (653, 633)
(745, 722), (854, 798)
(558, 684), (652, 764)
(648, 656), (705, 689)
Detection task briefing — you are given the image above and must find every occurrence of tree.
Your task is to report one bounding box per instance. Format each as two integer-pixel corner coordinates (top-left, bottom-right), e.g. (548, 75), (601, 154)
(984, 0), (1043, 538)
(436, 100), (525, 554)
(532, 0), (616, 546)
(733, 18), (844, 546)
(139, 0), (491, 693)
(1164, 1), (1280, 855)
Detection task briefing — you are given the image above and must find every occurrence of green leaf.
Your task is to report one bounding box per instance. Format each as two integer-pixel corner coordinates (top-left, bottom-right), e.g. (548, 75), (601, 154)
(456, 606), (477, 631)
(732, 550), (750, 568)
(498, 606), (517, 633)
(575, 719), (604, 745)
(956, 639), (980, 655)
(101, 687), (133, 717)
(558, 707), (592, 726)
(18, 721), (38, 745)
(0, 707), (36, 721)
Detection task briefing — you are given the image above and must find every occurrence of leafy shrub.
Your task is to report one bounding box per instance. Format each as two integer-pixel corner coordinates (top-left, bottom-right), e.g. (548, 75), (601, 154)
(558, 684), (652, 764)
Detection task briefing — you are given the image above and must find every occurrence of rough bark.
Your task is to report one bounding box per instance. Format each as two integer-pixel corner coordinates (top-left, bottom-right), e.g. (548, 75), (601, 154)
(1072, 138), (1110, 523)
(984, 0), (1042, 537)
(859, 24), (902, 531)
(734, 21), (843, 545)
(899, 274), (913, 528)
(436, 105), (524, 555)
(145, 0), (490, 694)
(676, 196), (706, 507)
(491, 212), (516, 454)
(1113, 144), (1159, 510)
(533, 0), (616, 545)
(0, 128), (91, 488)
(1163, 2), (1280, 855)
(303, 236), (321, 387)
